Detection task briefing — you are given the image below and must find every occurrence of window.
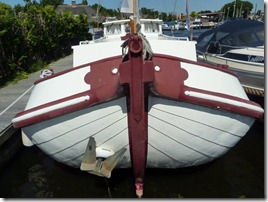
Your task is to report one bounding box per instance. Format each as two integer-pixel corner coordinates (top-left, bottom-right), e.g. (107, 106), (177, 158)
(237, 31), (258, 45)
(255, 29), (264, 42)
(221, 34), (235, 46)
(196, 32), (214, 48)
(144, 23), (159, 33)
(106, 24), (121, 35)
(215, 31), (229, 41)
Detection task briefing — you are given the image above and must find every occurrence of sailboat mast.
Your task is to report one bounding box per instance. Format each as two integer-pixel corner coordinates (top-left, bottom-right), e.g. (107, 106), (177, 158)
(131, 0), (137, 33)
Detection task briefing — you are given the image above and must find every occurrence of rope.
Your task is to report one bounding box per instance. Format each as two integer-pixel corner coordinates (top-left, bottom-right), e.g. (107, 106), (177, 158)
(121, 23), (154, 60)
(136, 23), (154, 60)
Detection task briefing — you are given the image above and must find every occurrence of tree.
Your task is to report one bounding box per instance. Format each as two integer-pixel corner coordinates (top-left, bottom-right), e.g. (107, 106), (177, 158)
(221, 0), (253, 19)
(0, 2), (27, 78)
(40, 0), (64, 7)
(81, 0), (88, 5)
(0, 2), (91, 85)
(190, 11), (200, 18)
(256, 9), (261, 16)
(199, 10), (212, 14)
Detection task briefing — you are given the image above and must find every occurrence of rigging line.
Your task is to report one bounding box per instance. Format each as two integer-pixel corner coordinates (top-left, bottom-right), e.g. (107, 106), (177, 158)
(161, 0), (167, 14)
(173, 0), (178, 16)
(149, 125), (220, 158)
(150, 106), (241, 137)
(36, 109), (126, 145)
(0, 85), (34, 116)
(50, 115), (128, 155)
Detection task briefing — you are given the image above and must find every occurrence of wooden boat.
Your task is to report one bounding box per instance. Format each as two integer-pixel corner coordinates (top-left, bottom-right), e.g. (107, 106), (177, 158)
(12, 1), (264, 198)
(196, 19), (264, 96)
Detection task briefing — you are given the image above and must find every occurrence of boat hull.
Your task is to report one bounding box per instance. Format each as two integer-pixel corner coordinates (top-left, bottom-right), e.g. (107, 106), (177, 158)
(21, 95), (254, 169)
(197, 54), (264, 92)
(12, 34), (263, 172)
(13, 50), (262, 170)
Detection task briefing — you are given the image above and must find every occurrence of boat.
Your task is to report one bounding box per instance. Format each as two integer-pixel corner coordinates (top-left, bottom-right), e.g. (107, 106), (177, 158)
(196, 19), (264, 97)
(191, 20), (203, 29)
(174, 21), (188, 30)
(12, 0), (264, 198)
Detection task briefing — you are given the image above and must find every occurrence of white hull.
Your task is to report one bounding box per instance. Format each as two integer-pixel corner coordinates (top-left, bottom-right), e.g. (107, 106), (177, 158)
(197, 53), (264, 91)
(13, 50), (262, 169)
(22, 96), (254, 169)
(197, 45), (264, 92)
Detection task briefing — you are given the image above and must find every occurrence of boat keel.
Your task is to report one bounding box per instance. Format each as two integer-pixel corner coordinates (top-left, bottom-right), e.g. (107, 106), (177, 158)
(119, 34), (154, 197)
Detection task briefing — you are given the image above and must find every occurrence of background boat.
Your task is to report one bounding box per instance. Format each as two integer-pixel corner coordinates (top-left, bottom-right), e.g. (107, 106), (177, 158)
(195, 19), (264, 97)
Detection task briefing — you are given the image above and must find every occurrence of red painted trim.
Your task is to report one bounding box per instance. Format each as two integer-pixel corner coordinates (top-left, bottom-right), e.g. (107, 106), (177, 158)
(13, 90), (123, 128)
(13, 52), (263, 129)
(180, 86), (263, 119)
(34, 55), (122, 85)
(152, 54), (263, 119)
(13, 92), (91, 128)
(154, 53), (238, 77)
(13, 56), (124, 128)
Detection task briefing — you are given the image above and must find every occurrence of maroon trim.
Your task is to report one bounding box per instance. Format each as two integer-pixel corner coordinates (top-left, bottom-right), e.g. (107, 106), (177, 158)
(154, 53), (238, 77)
(152, 54), (263, 119)
(13, 92), (91, 128)
(13, 56), (124, 128)
(34, 55), (123, 85)
(180, 86), (263, 119)
(13, 52), (263, 129)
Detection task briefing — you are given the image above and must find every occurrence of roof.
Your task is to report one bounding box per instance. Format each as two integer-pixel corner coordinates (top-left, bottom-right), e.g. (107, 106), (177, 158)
(211, 19), (264, 33)
(200, 12), (225, 16)
(56, 4), (105, 23)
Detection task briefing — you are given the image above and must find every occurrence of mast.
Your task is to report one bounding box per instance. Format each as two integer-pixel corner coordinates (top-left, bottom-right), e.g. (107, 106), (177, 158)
(120, 0), (137, 34)
(186, 0), (192, 40)
(130, 0), (137, 33)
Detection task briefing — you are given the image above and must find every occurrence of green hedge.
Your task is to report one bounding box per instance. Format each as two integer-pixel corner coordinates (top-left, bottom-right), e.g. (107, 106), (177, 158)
(0, 2), (91, 87)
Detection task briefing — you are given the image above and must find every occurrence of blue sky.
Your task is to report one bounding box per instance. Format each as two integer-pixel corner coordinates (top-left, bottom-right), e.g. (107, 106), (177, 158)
(0, 0), (265, 14)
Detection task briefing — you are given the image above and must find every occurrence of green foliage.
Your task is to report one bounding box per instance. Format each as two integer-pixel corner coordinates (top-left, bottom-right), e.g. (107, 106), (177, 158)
(91, 3), (119, 18)
(221, 0), (253, 18)
(80, 0), (88, 5)
(40, 0), (64, 7)
(190, 11), (200, 18)
(0, 2), (90, 87)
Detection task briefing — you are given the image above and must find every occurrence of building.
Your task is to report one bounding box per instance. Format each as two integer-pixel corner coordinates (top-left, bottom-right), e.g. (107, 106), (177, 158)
(56, 0), (106, 25)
